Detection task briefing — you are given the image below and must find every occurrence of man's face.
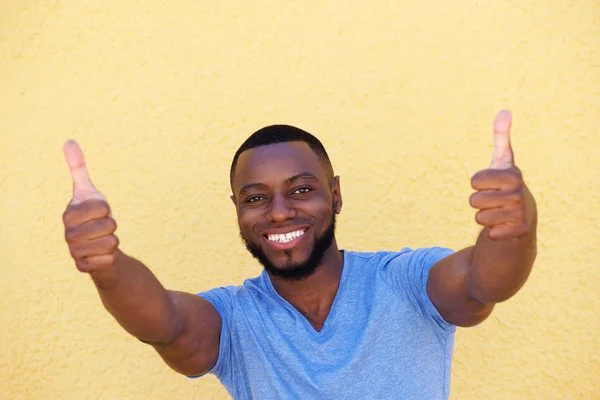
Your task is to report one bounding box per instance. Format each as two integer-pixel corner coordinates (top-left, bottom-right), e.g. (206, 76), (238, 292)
(231, 142), (342, 280)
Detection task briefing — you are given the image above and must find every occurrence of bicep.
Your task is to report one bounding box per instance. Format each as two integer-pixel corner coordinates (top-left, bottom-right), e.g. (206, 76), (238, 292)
(426, 247), (494, 327)
(151, 290), (223, 376)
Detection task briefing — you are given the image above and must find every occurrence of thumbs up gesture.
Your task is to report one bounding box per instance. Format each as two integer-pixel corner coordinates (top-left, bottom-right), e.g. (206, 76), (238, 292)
(63, 141), (119, 273)
(470, 111), (533, 240)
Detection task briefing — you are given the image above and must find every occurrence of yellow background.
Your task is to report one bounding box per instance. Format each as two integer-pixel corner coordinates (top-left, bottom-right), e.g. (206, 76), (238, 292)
(2, 1), (599, 399)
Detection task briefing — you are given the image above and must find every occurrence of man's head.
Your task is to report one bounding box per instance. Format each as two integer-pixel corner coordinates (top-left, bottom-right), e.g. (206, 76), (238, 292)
(230, 125), (342, 281)
(230, 125), (334, 188)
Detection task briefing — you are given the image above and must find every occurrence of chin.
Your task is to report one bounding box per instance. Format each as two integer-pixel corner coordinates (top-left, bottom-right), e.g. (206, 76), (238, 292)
(241, 212), (337, 281)
(265, 261), (321, 281)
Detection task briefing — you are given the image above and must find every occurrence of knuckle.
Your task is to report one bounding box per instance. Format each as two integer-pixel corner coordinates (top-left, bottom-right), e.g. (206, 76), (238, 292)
(469, 193), (479, 208)
(487, 227), (500, 240)
(505, 226), (525, 240)
(83, 200), (110, 219)
(511, 167), (523, 179)
(471, 171), (485, 188)
(64, 227), (77, 242)
(475, 211), (485, 225)
(85, 201), (97, 213)
(77, 256), (109, 273)
(497, 191), (518, 207)
(68, 244), (81, 258)
(75, 260), (88, 272)
(507, 189), (523, 203)
(97, 201), (111, 216)
(508, 169), (524, 185)
(78, 259), (93, 272)
(513, 206), (526, 222)
(106, 217), (118, 233)
(91, 254), (115, 269)
(108, 235), (120, 249)
(517, 224), (528, 237)
(62, 208), (75, 225)
(78, 201), (91, 215)
(104, 254), (116, 266)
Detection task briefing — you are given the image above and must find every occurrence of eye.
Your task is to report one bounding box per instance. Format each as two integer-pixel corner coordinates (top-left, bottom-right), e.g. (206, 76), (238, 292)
(246, 195), (265, 203)
(292, 187), (312, 195)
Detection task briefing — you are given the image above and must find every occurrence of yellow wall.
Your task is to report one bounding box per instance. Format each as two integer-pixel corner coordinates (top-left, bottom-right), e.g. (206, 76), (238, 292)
(2, 1), (599, 399)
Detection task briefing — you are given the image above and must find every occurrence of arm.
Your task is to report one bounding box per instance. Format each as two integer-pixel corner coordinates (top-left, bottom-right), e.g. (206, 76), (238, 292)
(427, 111), (537, 327)
(62, 140), (221, 376)
(93, 248), (222, 376)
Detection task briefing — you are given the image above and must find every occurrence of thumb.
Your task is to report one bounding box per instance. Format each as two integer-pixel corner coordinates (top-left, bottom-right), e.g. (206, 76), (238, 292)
(490, 110), (514, 170)
(63, 140), (106, 205)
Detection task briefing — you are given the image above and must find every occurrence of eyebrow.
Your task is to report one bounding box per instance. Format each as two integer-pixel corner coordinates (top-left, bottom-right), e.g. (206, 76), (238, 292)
(286, 172), (319, 184)
(238, 172), (319, 196)
(239, 182), (267, 196)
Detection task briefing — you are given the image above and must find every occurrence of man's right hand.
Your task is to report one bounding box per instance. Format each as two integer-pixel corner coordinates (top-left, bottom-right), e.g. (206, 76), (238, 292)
(61, 140), (222, 376)
(63, 140), (119, 274)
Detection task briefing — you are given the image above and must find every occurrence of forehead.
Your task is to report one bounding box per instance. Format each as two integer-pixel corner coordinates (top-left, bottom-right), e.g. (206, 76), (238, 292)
(232, 142), (326, 190)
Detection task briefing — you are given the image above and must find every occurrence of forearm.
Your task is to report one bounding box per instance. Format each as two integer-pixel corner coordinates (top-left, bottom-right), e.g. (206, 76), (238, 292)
(468, 187), (538, 304)
(90, 249), (183, 343)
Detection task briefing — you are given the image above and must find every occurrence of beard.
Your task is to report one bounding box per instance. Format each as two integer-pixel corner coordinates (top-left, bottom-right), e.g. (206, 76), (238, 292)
(241, 212), (336, 281)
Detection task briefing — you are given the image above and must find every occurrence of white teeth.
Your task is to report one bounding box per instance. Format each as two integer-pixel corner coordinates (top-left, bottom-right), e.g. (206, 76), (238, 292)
(267, 229), (305, 244)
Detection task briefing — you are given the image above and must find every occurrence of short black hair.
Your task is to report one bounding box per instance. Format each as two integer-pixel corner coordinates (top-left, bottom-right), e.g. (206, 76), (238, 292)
(230, 124), (334, 187)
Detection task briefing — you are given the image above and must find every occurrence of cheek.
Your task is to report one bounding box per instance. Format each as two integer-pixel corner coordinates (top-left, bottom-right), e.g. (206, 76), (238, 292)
(238, 211), (261, 237)
(313, 201), (334, 219)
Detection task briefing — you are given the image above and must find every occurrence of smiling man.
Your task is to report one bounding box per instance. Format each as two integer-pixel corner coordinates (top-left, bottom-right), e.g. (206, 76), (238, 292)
(62, 110), (537, 399)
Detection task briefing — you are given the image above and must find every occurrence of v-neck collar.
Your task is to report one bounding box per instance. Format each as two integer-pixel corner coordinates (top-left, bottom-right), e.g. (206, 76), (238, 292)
(262, 250), (349, 334)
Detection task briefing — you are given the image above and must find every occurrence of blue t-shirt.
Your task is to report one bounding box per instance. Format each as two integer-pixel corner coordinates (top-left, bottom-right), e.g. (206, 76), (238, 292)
(196, 247), (455, 399)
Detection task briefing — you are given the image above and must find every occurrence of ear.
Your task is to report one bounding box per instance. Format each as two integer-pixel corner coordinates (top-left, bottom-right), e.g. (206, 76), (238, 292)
(331, 176), (342, 214)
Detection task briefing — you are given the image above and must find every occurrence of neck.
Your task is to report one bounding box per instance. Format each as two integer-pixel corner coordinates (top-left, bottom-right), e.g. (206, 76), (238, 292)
(267, 242), (344, 331)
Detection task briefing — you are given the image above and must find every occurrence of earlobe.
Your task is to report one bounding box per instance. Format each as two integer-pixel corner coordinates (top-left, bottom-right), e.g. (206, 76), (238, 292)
(334, 202), (342, 214)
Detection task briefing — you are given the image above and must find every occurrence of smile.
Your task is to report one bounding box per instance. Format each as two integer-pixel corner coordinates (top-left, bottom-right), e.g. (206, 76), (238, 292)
(266, 229), (306, 244)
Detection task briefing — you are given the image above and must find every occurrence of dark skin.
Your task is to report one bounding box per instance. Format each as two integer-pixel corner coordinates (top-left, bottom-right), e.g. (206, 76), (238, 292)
(62, 110), (536, 376)
(427, 110), (537, 325)
(230, 142), (344, 330)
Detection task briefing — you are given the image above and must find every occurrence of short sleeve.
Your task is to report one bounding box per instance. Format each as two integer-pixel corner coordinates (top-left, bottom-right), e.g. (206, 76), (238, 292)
(188, 286), (236, 379)
(379, 247), (455, 330)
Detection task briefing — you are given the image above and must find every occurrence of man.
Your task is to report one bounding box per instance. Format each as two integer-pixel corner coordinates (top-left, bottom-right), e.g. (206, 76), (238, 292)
(63, 110), (537, 399)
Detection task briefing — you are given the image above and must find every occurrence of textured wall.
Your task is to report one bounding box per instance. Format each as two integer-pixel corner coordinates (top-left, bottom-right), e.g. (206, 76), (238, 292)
(1, 1), (599, 399)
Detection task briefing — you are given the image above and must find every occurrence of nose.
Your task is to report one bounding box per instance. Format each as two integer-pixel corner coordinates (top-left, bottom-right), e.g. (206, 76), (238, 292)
(266, 193), (297, 222)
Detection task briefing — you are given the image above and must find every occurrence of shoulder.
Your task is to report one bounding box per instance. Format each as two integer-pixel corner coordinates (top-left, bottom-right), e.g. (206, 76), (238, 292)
(342, 248), (414, 269)
(349, 247), (453, 266)
(344, 247), (454, 283)
(196, 273), (272, 312)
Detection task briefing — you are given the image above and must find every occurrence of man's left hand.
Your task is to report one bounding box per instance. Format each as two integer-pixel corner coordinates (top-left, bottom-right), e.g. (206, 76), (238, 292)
(469, 110), (532, 241)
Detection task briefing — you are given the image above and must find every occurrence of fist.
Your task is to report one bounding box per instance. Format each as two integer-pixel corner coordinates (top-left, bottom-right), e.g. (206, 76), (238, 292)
(62, 140), (119, 272)
(469, 111), (532, 241)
